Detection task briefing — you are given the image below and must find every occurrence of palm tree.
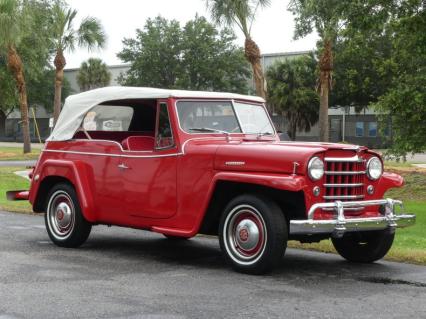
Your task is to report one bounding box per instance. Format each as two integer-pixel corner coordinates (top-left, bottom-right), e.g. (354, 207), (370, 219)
(50, 0), (105, 124)
(206, 0), (270, 100)
(77, 58), (111, 92)
(0, 0), (31, 153)
(288, 0), (341, 142)
(267, 54), (319, 140)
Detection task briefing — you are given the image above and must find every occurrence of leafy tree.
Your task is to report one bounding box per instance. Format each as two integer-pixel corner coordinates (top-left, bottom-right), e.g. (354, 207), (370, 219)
(330, 1), (397, 110)
(288, 0), (343, 142)
(206, 0), (270, 100)
(49, 0), (105, 124)
(118, 15), (250, 93)
(77, 58), (111, 92)
(0, 0), (65, 147)
(267, 54), (318, 140)
(27, 68), (71, 111)
(117, 16), (182, 88)
(0, 58), (18, 116)
(178, 15), (249, 92)
(371, 1), (426, 157)
(0, 0), (33, 152)
(331, 0), (425, 157)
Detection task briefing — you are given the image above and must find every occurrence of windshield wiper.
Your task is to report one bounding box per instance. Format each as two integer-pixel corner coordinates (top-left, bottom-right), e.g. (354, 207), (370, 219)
(189, 127), (231, 141)
(257, 132), (273, 136)
(189, 127), (230, 134)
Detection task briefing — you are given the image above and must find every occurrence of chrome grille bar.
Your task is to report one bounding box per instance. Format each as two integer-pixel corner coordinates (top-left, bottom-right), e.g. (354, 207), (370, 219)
(325, 171), (365, 175)
(324, 156), (364, 162)
(324, 183), (364, 187)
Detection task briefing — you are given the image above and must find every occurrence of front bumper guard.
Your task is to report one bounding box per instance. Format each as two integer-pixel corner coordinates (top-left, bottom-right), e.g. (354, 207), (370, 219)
(290, 198), (416, 237)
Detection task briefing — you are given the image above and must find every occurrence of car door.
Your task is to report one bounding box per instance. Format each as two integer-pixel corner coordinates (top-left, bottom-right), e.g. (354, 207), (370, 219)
(121, 100), (178, 219)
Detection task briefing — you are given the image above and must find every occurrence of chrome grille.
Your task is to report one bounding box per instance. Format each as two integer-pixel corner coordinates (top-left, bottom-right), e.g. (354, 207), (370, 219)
(323, 156), (366, 212)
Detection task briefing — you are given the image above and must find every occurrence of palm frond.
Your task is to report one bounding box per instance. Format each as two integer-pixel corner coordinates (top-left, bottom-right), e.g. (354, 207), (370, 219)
(206, 0), (250, 35)
(77, 17), (106, 51)
(0, 0), (20, 49)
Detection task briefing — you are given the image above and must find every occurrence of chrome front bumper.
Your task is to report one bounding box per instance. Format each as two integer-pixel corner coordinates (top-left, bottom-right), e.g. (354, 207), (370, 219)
(290, 198), (416, 237)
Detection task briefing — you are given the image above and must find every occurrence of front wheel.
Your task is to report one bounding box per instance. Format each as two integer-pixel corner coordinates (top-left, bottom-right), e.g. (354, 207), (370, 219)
(45, 183), (92, 248)
(331, 230), (395, 263)
(219, 194), (287, 275)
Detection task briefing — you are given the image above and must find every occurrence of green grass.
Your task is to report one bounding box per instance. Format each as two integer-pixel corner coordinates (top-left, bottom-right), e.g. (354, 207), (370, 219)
(385, 171), (426, 201)
(383, 160), (426, 168)
(0, 147), (41, 161)
(0, 167), (32, 213)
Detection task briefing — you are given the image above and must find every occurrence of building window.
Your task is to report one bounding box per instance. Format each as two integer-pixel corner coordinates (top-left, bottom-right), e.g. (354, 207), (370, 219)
(368, 122), (377, 137)
(355, 122), (364, 137)
(330, 118), (340, 132)
(384, 122), (391, 137)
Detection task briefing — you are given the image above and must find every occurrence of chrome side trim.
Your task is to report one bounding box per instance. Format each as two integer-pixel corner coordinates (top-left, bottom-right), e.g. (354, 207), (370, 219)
(290, 198), (416, 236)
(324, 156), (364, 162)
(225, 161), (245, 166)
(42, 149), (183, 159)
(325, 171), (365, 175)
(45, 136), (229, 158)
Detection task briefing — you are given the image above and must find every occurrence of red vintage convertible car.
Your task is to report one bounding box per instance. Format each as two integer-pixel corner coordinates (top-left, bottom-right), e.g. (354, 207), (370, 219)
(8, 87), (415, 274)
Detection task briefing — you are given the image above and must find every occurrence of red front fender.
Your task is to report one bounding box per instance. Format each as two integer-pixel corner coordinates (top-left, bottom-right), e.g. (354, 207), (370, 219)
(376, 172), (404, 196)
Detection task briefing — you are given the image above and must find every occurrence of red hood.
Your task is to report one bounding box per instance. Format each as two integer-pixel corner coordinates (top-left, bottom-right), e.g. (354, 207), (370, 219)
(213, 140), (370, 175)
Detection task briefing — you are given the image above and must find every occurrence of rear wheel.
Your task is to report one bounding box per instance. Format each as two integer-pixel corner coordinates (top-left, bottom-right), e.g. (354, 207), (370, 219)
(331, 230), (395, 263)
(219, 194), (287, 275)
(45, 183), (92, 248)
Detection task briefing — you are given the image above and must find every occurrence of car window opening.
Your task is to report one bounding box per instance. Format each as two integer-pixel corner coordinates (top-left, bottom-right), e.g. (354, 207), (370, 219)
(74, 99), (158, 151)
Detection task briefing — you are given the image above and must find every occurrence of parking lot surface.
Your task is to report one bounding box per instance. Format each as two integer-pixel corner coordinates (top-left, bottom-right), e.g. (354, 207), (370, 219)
(0, 211), (425, 319)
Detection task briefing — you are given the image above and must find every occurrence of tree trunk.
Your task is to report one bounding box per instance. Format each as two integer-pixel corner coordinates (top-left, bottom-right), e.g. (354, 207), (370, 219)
(289, 119), (297, 141)
(53, 49), (66, 125)
(7, 46), (31, 153)
(318, 82), (329, 142)
(291, 122), (297, 141)
(244, 37), (267, 102)
(0, 110), (6, 137)
(317, 39), (333, 142)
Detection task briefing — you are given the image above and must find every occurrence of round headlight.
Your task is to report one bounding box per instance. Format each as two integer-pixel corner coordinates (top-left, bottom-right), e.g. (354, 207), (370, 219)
(367, 157), (383, 180)
(308, 157), (324, 181)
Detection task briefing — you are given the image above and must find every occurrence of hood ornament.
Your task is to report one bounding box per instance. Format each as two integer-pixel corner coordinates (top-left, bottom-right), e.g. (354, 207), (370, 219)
(292, 162), (300, 175)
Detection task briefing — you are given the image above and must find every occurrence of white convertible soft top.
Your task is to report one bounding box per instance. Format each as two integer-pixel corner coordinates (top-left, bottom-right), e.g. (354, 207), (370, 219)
(48, 86), (265, 141)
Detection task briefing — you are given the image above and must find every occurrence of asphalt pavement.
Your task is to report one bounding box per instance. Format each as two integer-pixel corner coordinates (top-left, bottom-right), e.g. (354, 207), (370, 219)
(0, 211), (425, 319)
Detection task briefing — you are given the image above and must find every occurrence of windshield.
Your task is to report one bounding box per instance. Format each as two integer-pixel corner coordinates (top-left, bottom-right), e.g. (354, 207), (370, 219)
(233, 102), (274, 134)
(176, 100), (274, 134)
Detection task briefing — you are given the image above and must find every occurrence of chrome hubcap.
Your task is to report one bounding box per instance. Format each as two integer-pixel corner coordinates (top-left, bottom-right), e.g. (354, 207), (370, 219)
(48, 191), (75, 239)
(224, 205), (267, 265)
(55, 202), (72, 229)
(235, 219), (260, 251)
